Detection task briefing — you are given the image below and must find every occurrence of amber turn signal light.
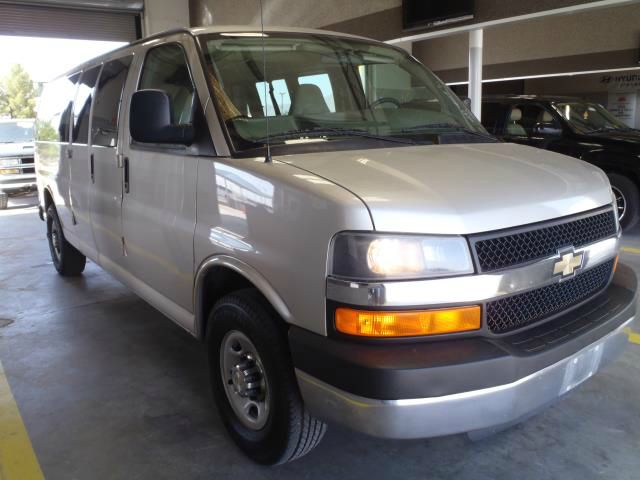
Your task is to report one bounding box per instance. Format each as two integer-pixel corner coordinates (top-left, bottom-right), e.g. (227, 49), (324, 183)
(335, 306), (481, 337)
(613, 255), (619, 273)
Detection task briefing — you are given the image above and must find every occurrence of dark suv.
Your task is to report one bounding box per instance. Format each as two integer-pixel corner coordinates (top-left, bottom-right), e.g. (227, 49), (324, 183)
(482, 95), (640, 229)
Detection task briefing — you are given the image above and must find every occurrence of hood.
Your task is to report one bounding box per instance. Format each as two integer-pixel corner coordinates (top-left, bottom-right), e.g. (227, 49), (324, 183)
(0, 141), (35, 158)
(584, 130), (640, 151)
(276, 143), (612, 235)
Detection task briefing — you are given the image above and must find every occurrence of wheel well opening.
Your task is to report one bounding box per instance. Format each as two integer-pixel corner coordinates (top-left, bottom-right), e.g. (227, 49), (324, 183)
(43, 188), (53, 212)
(199, 266), (256, 338)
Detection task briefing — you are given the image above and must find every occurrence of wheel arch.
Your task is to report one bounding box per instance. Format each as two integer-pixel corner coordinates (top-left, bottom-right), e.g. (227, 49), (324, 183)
(193, 255), (292, 341)
(43, 186), (54, 212)
(582, 151), (640, 186)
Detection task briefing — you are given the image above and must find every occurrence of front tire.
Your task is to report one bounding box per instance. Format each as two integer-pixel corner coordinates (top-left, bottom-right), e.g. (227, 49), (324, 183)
(46, 205), (86, 276)
(207, 289), (326, 465)
(608, 173), (639, 230)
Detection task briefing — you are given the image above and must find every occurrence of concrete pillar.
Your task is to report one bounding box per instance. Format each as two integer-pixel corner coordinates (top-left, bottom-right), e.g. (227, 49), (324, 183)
(468, 28), (483, 120)
(143, 0), (190, 36)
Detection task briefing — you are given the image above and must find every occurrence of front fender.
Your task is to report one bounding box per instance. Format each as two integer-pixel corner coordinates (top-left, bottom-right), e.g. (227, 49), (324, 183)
(193, 254), (292, 340)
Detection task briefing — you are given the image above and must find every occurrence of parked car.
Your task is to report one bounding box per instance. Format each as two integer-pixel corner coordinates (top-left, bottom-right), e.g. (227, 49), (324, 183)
(482, 95), (640, 229)
(0, 118), (36, 209)
(36, 27), (637, 464)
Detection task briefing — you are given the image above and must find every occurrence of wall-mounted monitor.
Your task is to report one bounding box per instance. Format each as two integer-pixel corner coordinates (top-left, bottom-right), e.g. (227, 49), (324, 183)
(403, 0), (475, 30)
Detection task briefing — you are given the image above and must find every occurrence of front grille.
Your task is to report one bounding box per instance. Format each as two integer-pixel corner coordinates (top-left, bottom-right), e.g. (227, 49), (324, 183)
(473, 210), (617, 272)
(21, 157), (35, 174)
(486, 259), (615, 334)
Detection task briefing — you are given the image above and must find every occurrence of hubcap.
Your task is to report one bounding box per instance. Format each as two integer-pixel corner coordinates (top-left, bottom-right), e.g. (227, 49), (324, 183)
(612, 186), (626, 222)
(220, 331), (269, 430)
(50, 220), (62, 259)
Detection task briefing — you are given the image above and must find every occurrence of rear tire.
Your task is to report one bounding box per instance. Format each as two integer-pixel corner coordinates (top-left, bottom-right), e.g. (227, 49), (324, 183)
(608, 173), (639, 230)
(0, 192), (8, 210)
(207, 289), (326, 465)
(46, 205), (86, 276)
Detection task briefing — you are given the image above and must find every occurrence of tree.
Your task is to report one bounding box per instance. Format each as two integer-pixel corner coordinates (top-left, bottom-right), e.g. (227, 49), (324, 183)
(0, 64), (37, 119)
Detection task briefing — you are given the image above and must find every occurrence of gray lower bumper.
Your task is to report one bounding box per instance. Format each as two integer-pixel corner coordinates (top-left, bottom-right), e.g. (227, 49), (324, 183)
(296, 314), (637, 440)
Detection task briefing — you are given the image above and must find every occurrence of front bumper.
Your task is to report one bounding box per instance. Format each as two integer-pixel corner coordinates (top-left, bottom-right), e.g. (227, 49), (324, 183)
(0, 173), (37, 192)
(292, 263), (638, 439)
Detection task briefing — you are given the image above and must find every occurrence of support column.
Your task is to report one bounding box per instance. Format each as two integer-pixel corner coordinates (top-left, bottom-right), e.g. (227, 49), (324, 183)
(143, 0), (190, 36)
(468, 29), (483, 120)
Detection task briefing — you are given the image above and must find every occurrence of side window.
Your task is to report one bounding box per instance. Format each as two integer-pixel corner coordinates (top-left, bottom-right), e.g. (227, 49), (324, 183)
(139, 44), (195, 125)
(481, 103), (509, 135)
(297, 73), (336, 112)
(518, 104), (561, 137)
(36, 74), (80, 143)
(91, 56), (132, 148)
(72, 66), (101, 144)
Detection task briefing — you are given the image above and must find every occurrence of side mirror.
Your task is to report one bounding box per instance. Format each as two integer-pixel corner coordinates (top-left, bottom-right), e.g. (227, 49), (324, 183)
(129, 89), (195, 145)
(533, 122), (562, 137)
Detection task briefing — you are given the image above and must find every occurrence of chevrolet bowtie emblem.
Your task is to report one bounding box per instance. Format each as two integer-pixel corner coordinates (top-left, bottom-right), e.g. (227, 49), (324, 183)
(553, 251), (584, 277)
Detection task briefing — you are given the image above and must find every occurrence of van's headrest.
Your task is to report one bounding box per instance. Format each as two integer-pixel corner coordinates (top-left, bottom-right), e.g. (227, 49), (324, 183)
(291, 84), (330, 116)
(542, 111), (554, 123)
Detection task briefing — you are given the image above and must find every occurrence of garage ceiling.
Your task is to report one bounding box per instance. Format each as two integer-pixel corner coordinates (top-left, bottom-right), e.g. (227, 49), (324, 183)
(0, 0), (142, 42)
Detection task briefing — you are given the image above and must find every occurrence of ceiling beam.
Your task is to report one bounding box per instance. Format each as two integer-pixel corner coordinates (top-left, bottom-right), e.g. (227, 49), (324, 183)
(387, 0), (640, 44)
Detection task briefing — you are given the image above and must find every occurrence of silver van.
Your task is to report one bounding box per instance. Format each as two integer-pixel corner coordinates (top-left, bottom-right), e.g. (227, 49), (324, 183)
(35, 27), (638, 464)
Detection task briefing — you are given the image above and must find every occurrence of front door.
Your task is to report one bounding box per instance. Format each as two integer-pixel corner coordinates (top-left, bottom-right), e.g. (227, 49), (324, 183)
(89, 55), (133, 266)
(120, 40), (199, 329)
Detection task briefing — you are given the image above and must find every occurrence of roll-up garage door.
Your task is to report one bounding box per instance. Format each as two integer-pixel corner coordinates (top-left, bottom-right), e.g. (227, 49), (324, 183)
(0, 1), (141, 42)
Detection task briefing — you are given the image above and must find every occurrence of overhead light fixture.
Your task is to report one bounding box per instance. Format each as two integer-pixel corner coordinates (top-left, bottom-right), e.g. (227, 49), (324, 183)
(446, 66), (640, 86)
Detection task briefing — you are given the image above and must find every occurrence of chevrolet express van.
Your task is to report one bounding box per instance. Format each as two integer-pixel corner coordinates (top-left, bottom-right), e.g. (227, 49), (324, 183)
(35, 27), (638, 465)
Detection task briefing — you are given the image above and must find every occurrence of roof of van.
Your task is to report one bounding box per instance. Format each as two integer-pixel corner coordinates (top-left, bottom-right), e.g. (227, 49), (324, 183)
(54, 26), (384, 80)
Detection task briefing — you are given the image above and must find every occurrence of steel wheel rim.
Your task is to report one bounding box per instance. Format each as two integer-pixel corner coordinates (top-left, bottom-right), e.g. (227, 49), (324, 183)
(612, 185), (626, 222)
(220, 330), (270, 430)
(50, 219), (62, 260)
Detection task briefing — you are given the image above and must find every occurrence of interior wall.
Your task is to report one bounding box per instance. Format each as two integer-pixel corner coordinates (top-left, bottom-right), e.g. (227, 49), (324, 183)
(143, 0), (189, 35)
(189, 0), (400, 28)
(321, 0), (617, 42)
(413, 3), (640, 82)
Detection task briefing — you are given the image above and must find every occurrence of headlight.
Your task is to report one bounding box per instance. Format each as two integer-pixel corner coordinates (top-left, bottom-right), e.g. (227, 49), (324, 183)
(611, 187), (621, 232)
(330, 233), (474, 281)
(0, 158), (20, 167)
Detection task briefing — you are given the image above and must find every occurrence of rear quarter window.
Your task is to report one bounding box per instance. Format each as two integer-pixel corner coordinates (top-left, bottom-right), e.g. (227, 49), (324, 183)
(36, 74), (80, 142)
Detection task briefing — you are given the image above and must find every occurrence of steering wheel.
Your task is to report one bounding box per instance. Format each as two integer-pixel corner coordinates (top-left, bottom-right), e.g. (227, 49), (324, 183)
(370, 97), (401, 108)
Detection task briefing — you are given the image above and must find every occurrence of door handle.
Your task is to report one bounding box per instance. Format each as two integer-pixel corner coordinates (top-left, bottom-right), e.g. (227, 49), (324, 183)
(90, 154), (95, 183)
(123, 157), (130, 194)
(67, 149), (73, 159)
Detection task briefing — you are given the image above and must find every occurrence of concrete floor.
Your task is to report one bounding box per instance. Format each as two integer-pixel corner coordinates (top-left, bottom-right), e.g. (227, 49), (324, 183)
(1, 192), (639, 480)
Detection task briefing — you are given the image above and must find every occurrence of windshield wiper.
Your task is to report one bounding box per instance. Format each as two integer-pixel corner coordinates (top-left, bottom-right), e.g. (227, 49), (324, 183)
(401, 123), (498, 141)
(254, 127), (427, 146)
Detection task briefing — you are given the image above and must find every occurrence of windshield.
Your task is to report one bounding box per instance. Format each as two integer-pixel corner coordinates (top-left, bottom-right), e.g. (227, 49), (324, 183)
(553, 101), (631, 134)
(0, 120), (35, 143)
(199, 33), (491, 152)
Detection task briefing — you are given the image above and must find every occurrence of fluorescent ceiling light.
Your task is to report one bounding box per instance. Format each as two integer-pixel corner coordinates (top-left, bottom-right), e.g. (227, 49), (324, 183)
(446, 66), (640, 86)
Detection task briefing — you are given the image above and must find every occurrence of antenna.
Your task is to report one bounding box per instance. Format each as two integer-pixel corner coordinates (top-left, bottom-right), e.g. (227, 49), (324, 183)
(259, 0), (272, 163)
